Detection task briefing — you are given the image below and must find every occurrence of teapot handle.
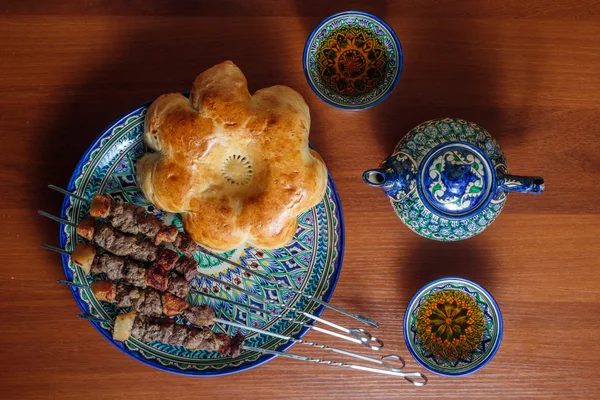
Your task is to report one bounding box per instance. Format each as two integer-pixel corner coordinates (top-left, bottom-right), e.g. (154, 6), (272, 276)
(497, 174), (545, 194)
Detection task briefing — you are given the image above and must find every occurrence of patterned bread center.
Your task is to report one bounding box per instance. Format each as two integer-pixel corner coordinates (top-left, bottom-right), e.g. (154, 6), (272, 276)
(221, 154), (253, 185)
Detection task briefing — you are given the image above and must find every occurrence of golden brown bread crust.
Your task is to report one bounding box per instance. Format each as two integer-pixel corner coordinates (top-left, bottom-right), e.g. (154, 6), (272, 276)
(136, 61), (327, 251)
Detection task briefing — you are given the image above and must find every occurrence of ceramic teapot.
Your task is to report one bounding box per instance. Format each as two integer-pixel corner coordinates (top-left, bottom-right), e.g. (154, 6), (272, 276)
(363, 118), (544, 241)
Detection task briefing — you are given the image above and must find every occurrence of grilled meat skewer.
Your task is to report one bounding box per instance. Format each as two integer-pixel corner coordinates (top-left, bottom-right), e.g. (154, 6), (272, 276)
(111, 310), (244, 357)
(89, 194), (196, 256)
(89, 280), (214, 325)
(71, 242), (195, 293)
(75, 218), (196, 277)
(76, 217), (159, 263)
(90, 194), (180, 246)
(71, 243), (196, 297)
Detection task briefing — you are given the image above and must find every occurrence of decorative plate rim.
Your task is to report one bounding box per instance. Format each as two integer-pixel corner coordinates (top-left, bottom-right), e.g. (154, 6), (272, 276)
(403, 277), (503, 377)
(58, 99), (346, 376)
(302, 10), (404, 110)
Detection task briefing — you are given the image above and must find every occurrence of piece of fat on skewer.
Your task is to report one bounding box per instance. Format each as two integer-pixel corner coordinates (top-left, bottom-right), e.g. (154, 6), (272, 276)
(90, 280), (117, 302)
(76, 216), (96, 241)
(90, 194), (112, 218)
(70, 242), (96, 274)
(113, 310), (136, 341)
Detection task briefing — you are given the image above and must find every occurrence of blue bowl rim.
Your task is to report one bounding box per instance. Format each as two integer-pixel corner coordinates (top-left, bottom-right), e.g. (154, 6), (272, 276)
(402, 277), (504, 377)
(58, 97), (346, 376)
(302, 10), (404, 110)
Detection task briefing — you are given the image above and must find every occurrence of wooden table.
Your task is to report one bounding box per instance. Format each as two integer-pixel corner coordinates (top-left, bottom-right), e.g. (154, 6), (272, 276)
(1, 1), (599, 398)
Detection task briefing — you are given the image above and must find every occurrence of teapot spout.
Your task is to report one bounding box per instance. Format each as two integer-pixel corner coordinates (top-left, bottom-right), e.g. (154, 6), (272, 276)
(498, 174), (545, 194)
(363, 169), (389, 187)
(363, 158), (415, 201)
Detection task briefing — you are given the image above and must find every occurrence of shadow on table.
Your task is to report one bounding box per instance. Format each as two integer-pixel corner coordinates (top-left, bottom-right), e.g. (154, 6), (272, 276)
(293, 2), (542, 155)
(34, 5), (297, 246)
(401, 238), (492, 297)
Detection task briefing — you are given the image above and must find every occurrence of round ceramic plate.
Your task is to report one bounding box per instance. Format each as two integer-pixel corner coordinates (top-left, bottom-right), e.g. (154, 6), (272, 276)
(58, 100), (345, 375)
(303, 11), (403, 110)
(403, 277), (503, 377)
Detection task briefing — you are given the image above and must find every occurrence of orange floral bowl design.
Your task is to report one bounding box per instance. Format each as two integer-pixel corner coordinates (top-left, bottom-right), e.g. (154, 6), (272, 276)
(404, 277), (503, 377)
(303, 11), (403, 110)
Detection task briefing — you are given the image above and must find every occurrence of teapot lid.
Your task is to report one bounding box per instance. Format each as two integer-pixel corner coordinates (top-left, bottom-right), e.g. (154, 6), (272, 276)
(418, 141), (496, 219)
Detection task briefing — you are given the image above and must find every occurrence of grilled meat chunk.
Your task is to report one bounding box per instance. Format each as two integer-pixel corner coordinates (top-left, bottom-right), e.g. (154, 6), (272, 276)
(162, 293), (189, 316)
(145, 263), (169, 292)
(173, 233), (197, 258)
(155, 225), (179, 245)
(183, 305), (215, 327)
(166, 275), (189, 299)
(121, 260), (147, 288)
(174, 256), (197, 282)
(156, 248), (179, 271)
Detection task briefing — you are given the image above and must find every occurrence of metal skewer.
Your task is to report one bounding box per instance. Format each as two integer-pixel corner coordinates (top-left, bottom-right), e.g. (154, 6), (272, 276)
(47, 184), (379, 328)
(243, 345), (427, 386)
(38, 211), (383, 350)
(60, 278), (397, 370)
(39, 210), (76, 227)
(196, 290), (372, 346)
(194, 270), (383, 350)
(77, 314), (426, 386)
(46, 244), (379, 349)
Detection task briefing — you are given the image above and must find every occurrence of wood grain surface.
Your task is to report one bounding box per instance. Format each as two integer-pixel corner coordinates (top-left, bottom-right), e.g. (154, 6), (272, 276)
(1, 1), (599, 399)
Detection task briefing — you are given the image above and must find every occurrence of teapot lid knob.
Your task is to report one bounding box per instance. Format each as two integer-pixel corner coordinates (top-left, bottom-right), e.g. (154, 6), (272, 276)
(418, 142), (495, 219)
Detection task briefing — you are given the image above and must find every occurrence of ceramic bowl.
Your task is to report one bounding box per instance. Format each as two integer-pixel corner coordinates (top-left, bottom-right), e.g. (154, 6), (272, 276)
(303, 11), (403, 110)
(403, 277), (503, 377)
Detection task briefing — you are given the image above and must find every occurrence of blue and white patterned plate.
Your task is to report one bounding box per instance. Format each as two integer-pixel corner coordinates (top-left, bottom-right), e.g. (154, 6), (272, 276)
(58, 100), (345, 375)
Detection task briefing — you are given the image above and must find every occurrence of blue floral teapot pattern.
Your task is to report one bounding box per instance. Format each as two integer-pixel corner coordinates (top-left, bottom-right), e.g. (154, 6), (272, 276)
(363, 118), (544, 241)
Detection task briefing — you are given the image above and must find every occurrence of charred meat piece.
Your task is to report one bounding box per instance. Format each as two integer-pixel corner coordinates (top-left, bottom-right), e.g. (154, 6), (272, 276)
(174, 256), (197, 282)
(155, 225), (179, 245)
(130, 287), (162, 317)
(87, 248), (148, 288)
(145, 263), (169, 292)
(87, 193), (179, 245)
(162, 293), (189, 316)
(173, 233), (197, 258)
(114, 282), (141, 308)
(169, 322), (188, 346)
(229, 332), (245, 358)
(183, 327), (214, 350)
(155, 248), (179, 271)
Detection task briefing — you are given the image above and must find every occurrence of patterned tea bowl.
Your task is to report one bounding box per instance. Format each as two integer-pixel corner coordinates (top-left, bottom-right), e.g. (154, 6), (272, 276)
(404, 277), (503, 377)
(303, 11), (403, 110)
